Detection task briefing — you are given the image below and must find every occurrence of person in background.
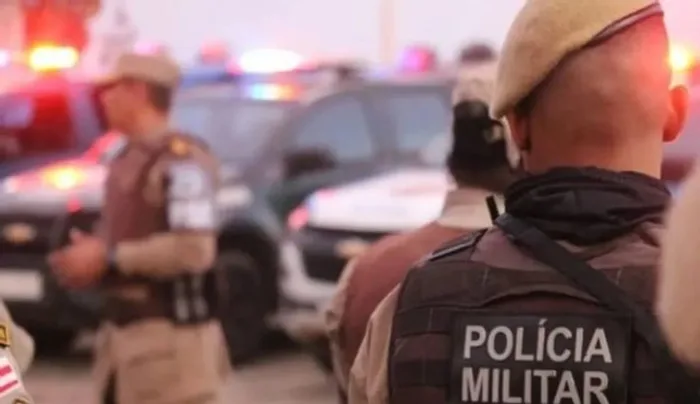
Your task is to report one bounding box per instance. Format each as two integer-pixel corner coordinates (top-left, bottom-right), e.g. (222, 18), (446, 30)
(348, 0), (691, 403)
(49, 52), (230, 404)
(326, 58), (516, 403)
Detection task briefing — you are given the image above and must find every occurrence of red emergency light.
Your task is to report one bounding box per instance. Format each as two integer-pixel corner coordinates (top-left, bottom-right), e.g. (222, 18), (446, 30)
(27, 45), (79, 72)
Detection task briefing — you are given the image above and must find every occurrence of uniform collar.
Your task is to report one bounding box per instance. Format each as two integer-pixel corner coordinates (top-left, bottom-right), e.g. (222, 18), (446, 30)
(436, 188), (500, 229)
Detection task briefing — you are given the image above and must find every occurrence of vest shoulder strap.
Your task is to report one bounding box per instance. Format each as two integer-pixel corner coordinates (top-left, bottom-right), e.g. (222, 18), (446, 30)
(424, 228), (487, 263)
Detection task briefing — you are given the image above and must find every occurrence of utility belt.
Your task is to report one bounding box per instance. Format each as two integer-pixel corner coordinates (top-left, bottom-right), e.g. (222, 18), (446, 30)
(103, 270), (223, 327)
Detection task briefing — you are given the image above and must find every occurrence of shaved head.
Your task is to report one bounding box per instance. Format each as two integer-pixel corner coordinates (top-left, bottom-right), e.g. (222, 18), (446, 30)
(510, 16), (686, 175)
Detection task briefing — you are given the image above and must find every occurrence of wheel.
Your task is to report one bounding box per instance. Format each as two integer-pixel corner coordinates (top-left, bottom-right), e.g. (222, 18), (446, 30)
(215, 250), (269, 366)
(28, 328), (77, 357)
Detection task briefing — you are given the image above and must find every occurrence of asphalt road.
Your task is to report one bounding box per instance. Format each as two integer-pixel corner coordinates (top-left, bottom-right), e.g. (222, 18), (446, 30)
(24, 344), (338, 404)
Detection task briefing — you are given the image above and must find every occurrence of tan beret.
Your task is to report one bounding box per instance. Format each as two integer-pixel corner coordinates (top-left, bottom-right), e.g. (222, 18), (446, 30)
(99, 52), (182, 88)
(491, 0), (663, 118)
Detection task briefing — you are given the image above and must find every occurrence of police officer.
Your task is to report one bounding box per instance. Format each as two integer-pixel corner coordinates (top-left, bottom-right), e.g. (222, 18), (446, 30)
(326, 59), (515, 403)
(659, 164), (700, 365)
(49, 52), (230, 404)
(348, 1), (691, 403)
(456, 42), (497, 66)
(0, 301), (35, 404)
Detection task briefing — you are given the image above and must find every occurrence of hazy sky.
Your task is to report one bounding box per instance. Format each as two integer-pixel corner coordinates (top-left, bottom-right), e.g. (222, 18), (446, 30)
(91, 0), (699, 64)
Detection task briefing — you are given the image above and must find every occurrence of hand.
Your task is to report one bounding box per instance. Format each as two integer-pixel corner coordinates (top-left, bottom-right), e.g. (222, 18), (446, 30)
(48, 229), (108, 289)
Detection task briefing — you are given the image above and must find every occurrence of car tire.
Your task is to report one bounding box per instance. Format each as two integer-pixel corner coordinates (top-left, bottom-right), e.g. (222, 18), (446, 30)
(216, 250), (269, 366)
(29, 328), (76, 357)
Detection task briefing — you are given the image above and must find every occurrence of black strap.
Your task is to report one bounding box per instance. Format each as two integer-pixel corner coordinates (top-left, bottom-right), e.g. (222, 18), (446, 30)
(495, 213), (699, 404)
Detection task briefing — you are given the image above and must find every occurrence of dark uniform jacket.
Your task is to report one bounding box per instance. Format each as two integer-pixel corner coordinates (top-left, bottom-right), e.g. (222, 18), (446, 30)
(348, 167), (673, 404)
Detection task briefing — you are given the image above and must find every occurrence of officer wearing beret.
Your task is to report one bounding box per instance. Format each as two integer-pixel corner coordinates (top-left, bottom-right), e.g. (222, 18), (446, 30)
(348, 1), (690, 403)
(326, 58), (515, 403)
(49, 52), (230, 404)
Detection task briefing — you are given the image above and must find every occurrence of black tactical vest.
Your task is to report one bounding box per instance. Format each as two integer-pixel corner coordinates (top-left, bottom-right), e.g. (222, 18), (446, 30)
(388, 225), (666, 404)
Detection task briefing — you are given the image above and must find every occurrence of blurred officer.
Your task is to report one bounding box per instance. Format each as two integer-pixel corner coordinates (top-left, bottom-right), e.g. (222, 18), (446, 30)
(326, 60), (515, 403)
(456, 42), (497, 66)
(49, 52), (229, 404)
(658, 165), (700, 366)
(348, 1), (693, 403)
(0, 302), (35, 403)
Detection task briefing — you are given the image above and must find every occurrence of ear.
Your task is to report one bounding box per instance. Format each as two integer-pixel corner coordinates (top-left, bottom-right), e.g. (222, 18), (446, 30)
(663, 85), (690, 143)
(505, 113), (528, 150)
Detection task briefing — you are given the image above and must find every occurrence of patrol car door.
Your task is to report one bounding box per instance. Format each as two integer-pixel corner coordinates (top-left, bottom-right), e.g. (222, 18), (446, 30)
(267, 91), (384, 219)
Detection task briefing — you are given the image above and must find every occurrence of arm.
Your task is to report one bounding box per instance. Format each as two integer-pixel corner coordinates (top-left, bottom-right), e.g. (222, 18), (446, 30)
(658, 165), (700, 364)
(348, 286), (399, 404)
(0, 301), (33, 374)
(113, 148), (219, 278)
(325, 259), (357, 392)
(114, 232), (216, 278)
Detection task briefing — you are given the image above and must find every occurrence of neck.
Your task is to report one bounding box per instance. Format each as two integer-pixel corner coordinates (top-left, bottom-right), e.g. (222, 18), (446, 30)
(524, 141), (663, 178)
(128, 112), (169, 143)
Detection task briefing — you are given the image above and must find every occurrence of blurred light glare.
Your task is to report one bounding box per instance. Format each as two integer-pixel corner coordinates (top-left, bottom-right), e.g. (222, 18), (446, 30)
(238, 49), (303, 73)
(0, 50), (9, 66)
(670, 44), (696, 72)
(133, 41), (168, 56)
(245, 83), (298, 100)
(199, 41), (229, 64)
(398, 46), (437, 72)
(28, 45), (79, 71)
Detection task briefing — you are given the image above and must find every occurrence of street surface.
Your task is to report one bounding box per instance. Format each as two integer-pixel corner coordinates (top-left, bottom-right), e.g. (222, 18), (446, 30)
(24, 342), (337, 404)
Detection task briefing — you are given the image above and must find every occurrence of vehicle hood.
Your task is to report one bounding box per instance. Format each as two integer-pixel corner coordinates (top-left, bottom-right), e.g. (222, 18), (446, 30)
(0, 158), (106, 214)
(305, 168), (452, 233)
(0, 159), (243, 215)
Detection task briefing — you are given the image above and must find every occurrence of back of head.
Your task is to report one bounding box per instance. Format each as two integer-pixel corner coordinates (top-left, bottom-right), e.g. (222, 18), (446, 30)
(491, 0), (682, 175)
(448, 64), (514, 193)
(529, 17), (670, 153)
(457, 43), (497, 65)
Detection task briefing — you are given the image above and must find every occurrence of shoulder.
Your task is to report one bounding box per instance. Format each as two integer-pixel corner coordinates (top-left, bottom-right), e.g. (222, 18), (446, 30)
(422, 227), (488, 264)
(162, 132), (214, 161)
(156, 133), (219, 181)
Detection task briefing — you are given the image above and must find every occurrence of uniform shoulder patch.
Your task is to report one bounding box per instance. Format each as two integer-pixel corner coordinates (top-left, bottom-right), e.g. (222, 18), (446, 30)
(426, 228), (487, 263)
(169, 137), (192, 156)
(0, 325), (10, 348)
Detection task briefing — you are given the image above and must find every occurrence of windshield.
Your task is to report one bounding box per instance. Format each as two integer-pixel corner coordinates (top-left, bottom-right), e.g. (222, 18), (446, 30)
(418, 132), (450, 167)
(170, 97), (292, 163)
(0, 90), (73, 163)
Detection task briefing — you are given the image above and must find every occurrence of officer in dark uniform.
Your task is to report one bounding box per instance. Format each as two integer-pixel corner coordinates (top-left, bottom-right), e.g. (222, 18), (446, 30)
(348, 1), (693, 403)
(49, 52), (229, 404)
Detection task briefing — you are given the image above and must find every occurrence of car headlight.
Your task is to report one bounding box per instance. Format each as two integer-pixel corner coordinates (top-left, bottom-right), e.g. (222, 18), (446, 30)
(217, 185), (252, 209)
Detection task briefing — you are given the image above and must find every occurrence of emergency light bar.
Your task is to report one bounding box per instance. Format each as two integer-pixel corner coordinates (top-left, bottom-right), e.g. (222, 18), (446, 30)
(28, 45), (79, 72)
(237, 49), (303, 73)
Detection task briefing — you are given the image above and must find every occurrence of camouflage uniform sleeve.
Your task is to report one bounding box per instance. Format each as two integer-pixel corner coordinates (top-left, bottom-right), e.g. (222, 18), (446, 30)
(114, 137), (219, 278)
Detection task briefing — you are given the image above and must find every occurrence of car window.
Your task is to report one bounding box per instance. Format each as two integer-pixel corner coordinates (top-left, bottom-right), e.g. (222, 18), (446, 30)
(170, 98), (290, 163)
(419, 132), (451, 166)
(291, 96), (374, 163)
(382, 91), (451, 154)
(0, 91), (73, 163)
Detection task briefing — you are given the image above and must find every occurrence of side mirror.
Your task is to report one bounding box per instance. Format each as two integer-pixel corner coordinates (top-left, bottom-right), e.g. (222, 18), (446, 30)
(282, 148), (336, 180)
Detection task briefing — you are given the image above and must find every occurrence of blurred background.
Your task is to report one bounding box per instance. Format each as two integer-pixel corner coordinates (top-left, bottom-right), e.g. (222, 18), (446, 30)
(0, 1), (697, 403)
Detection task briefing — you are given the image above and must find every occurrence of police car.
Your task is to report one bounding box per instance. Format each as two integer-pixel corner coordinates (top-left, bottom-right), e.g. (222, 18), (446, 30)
(0, 53), (106, 178)
(0, 48), (455, 361)
(276, 79), (700, 358)
(276, 134), (451, 340)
